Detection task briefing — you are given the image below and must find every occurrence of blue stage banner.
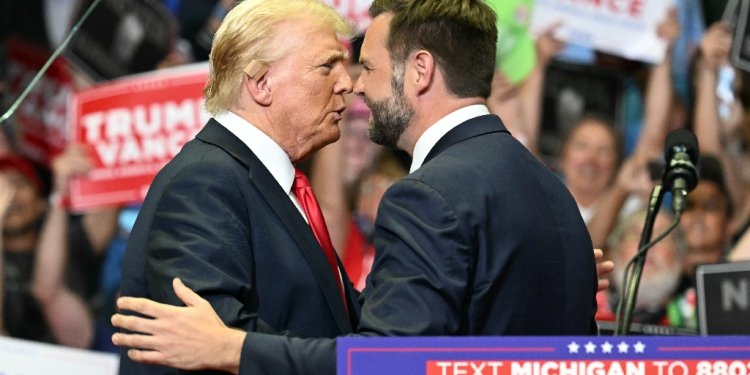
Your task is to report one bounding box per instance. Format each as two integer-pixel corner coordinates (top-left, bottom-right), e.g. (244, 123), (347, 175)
(338, 336), (750, 375)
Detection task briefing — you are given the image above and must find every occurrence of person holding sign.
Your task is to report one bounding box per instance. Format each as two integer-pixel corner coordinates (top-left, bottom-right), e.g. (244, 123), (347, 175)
(113, 0), (602, 374)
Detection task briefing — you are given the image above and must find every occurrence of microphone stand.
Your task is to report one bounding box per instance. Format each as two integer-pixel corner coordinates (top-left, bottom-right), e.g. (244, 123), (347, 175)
(614, 184), (665, 335)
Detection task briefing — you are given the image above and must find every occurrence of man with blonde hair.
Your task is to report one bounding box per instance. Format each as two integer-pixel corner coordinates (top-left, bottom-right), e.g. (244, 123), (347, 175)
(118, 1), (361, 374)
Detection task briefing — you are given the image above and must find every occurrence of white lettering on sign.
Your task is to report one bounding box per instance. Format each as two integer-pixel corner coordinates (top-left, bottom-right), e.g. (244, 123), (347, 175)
(79, 98), (205, 167)
(435, 362), (504, 375)
(506, 362), (645, 375)
(722, 279), (748, 311)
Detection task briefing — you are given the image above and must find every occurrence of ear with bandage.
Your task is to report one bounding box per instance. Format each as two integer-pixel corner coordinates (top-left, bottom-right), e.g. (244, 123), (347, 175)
(244, 60), (270, 81)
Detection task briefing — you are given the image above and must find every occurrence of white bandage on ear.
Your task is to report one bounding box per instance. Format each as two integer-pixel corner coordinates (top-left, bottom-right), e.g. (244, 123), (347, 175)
(243, 60), (270, 81)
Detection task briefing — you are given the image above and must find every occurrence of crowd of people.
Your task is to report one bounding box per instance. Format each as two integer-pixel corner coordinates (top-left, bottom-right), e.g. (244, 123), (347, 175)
(0, 0), (749, 356)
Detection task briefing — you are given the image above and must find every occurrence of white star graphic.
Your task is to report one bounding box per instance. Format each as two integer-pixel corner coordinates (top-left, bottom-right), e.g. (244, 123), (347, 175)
(585, 342), (597, 353)
(633, 341), (646, 353)
(568, 341), (580, 353)
(601, 342), (613, 353)
(618, 341), (629, 353)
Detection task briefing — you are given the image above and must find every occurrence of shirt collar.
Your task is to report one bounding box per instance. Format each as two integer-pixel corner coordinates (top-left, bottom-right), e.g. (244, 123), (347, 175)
(409, 104), (490, 173)
(213, 111), (295, 194)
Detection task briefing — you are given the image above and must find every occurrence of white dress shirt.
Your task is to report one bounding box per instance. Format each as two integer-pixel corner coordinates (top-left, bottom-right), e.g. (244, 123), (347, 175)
(213, 111), (307, 222)
(213, 112), (345, 289)
(409, 105), (491, 173)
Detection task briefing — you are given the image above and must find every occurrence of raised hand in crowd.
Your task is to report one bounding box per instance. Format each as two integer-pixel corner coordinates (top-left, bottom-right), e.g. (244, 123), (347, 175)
(694, 21), (749, 234)
(518, 21), (566, 157)
(488, 21), (565, 156)
(0, 174), (17, 336)
(51, 144), (92, 197)
(535, 22), (566, 66)
(53, 145), (119, 254)
(31, 144), (118, 348)
(638, 7), (680, 157)
(586, 9), (680, 250)
(699, 22), (732, 71)
(31, 145), (96, 348)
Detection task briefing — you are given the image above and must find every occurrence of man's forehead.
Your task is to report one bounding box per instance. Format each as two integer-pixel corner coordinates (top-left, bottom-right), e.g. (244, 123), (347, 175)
(283, 34), (348, 66)
(361, 14), (392, 53)
(275, 19), (345, 58)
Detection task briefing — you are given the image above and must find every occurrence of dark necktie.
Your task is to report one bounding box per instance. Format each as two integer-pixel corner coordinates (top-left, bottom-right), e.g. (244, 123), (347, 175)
(292, 168), (347, 308)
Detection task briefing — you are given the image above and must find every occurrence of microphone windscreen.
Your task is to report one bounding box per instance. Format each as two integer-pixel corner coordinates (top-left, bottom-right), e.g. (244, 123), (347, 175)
(664, 129), (699, 165)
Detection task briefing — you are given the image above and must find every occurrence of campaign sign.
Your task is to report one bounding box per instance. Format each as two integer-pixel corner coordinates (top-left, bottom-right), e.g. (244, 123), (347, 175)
(530, 0), (674, 63)
(0, 336), (118, 375)
(5, 37), (73, 165)
(697, 262), (750, 335)
(338, 336), (750, 375)
(69, 63), (210, 210)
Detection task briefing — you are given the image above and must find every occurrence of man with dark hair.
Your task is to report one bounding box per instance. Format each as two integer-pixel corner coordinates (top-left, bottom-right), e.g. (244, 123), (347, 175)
(368, 0), (496, 99)
(111, 0), (598, 373)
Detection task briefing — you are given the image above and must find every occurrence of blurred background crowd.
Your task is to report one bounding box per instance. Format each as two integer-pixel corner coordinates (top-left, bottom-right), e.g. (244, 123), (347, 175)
(1, 0), (750, 355)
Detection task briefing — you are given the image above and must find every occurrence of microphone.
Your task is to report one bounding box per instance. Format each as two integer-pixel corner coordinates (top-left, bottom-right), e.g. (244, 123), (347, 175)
(662, 129), (699, 215)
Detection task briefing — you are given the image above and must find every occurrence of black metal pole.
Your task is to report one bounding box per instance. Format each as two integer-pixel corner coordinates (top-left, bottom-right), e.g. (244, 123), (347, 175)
(615, 184), (665, 335)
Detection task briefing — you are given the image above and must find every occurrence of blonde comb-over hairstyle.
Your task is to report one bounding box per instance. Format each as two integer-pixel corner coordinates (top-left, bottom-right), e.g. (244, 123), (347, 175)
(203, 0), (356, 115)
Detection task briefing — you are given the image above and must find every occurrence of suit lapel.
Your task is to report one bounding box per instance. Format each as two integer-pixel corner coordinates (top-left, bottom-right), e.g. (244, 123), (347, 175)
(195, 119), (254, 168)
(197, 118), (353, 334)
(423, 114), (510, 166)
(249, 157), (354, 335)
(338, 256), (361, 329)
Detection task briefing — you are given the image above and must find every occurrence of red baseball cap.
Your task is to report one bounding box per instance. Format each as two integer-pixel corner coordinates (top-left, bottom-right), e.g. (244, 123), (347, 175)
(0, 154), (43, 193)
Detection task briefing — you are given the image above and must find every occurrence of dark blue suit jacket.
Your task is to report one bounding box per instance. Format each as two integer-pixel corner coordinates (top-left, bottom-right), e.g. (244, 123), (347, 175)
(118, 119), (361, 375)
(238, 115), (598, 374)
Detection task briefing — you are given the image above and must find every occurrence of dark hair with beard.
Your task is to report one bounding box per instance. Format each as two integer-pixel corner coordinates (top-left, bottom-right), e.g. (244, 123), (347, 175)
(369, 0), (497, 99)
(364, 66), (414, 148)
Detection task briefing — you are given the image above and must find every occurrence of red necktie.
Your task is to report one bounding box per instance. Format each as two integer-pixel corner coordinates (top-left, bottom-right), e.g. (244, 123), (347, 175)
(292, 168), (347, 308)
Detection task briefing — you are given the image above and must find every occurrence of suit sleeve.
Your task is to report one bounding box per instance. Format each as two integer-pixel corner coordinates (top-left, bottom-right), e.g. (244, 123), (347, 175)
(358, 178), (471, 335)
(235, 178), (470, 375)
(144, 159), (278, 371)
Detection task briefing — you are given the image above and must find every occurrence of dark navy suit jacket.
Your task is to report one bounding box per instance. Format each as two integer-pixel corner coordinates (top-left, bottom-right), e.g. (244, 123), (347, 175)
(238, 114), (598, 374)
(118, 119), (361, 375)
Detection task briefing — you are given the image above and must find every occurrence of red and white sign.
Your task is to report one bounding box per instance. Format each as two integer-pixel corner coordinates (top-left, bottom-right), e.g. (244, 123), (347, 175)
(69, 63), (210, 210)
(530, 0), (674, 63)
(6, 37), (74, 165)
(321, 0), (373, 32)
